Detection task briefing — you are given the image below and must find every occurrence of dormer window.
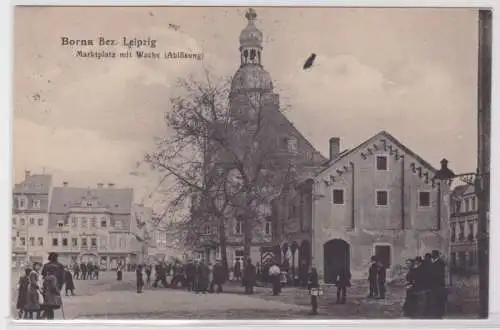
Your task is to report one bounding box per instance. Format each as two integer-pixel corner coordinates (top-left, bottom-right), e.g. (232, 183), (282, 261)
(18, 197), (27, 209)
(32, 200), (41, 209)
(87, 200), (93, 207)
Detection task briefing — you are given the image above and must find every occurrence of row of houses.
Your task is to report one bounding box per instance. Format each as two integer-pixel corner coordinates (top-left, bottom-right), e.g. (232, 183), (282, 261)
(11, 172), (178, 270)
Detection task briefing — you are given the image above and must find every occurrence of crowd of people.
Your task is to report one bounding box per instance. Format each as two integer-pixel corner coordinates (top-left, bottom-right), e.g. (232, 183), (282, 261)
(402, 250), (447, 319)
(15, 252), (66, 320)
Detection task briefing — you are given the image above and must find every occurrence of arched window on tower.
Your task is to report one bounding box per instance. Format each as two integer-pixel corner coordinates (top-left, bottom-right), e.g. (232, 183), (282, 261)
(243, 50), (249, 63)
(258, 51), (261, 64)
(250, 49), (256, 61)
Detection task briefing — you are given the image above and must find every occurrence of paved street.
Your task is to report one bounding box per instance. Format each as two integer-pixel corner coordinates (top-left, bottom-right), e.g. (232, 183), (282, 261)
(11, 271), (479, 320)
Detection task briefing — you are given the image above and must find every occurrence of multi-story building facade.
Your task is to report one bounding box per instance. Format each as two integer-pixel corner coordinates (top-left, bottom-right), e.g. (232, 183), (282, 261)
(11, 171), (52, 267)
(450, 184), (479, 274)
(274, 131), (451, 282)
(48, 182), (134, 269)
(193, 8), (326, 268)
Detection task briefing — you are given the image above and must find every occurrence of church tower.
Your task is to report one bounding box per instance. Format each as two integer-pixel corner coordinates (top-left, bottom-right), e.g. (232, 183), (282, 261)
(230, 8), (279, 116)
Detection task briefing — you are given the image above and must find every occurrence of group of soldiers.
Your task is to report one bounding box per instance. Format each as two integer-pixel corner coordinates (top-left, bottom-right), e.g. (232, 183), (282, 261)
(71, 262), (100, 280)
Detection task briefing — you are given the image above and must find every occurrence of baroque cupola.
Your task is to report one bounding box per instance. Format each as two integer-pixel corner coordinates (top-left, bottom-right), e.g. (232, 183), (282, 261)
(230, 8), (274, 96)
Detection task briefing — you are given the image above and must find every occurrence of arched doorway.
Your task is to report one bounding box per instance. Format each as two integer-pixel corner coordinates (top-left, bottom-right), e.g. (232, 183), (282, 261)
(323, 239), (350, 284)
(298, 240), (311, 285)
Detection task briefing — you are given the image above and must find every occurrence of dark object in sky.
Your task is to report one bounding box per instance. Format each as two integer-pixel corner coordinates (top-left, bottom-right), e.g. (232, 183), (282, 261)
(303, 53), (316, 70)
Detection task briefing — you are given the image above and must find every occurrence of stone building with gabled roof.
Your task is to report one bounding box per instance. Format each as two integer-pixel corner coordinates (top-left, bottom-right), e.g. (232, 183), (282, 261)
(274, 130), (451, 283)
(47, 182), (135, 269)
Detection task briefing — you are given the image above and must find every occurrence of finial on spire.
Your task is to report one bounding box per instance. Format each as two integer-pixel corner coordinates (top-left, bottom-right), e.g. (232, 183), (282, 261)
(245, 8), (257, 23)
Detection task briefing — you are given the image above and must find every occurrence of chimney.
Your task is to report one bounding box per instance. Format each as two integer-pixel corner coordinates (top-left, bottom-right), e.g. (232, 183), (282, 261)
(97, 183), (104, 189)
(108, 183), (115, 188)
(63, 181), (68, 187)
(25, 170), (31, 178)
(329, 137), (340, 160)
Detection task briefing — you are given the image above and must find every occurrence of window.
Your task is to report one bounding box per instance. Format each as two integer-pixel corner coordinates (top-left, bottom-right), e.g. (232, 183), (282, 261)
(235, 221), (243, 235)
(465, 199), (470, 212)
(471, 197), (477, 211)
(203, 225), (211, 235)
(91, 238), (97, 247)
(100, 219), (107, 228)
(63, 217), (69, 226)
(87, 200), (93, 207)
(468, 251), (476, 267)
(32, 199), (41, 209)
(119, 237), (126, 248)
(37, 237), (44, 246)
(458, 251), (466, 268)
(81, 238), (88, 248)
(90, 217), (97, 228)
(72, 238), (78, 247)
(110, 236), (116, 249)
(418, 191), (431, 207)
(57, 222), (63, 228)
(62, 238), (68, 246)
(265, 221), (272, 235)
(52, 238), (58, 246)
(19, 198), (26, 209)
(29, 217), (35, 225)
(376, 190), (389, 206)
(374, 244), (391, 268)
(376, 155), (388, 171)
(332, 189), (344, 204)
(286, 137), (298, 153)
(82, 217), (88, 228)
(468, 222), (475, 241)
(20, 218), (25, 226)
(12, 217), (16, 225)
(100, 236), (107, 248)
(455, 201), (462, 213)
(451, 223), (456, 242)
(29, 237), (35, 246)
(459, 222), (465, 241)
(38, 218), (43, 226)
(20, 237), (25, 246)
(71, 217), (77, 228)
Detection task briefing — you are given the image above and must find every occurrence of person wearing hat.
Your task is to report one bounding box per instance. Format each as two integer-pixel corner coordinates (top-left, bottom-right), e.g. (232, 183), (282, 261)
(212, 259), (226, 293)
(40, 252), (64, 319)
(367, 256), (378, 298)
(307, 266), (320, 315)
(427, 250), (446, 318)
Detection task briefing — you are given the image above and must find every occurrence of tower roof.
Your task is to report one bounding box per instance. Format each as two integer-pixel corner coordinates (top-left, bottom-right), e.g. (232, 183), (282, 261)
(239, 8), (263, 49)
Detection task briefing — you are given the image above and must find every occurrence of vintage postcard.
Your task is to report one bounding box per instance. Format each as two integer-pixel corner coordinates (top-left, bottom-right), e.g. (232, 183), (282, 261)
(11, 6), (491, 320)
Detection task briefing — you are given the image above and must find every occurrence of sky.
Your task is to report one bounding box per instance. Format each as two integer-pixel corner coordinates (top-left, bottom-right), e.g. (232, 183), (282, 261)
(12, 6), (479, 205)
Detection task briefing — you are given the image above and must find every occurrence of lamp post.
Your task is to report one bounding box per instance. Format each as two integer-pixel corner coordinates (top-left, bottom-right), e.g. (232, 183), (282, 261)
(433, 159), (488, 318)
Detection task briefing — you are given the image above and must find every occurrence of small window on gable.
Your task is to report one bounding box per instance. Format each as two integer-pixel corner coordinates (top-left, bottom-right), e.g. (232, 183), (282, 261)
(332, 189), (344, 205)
(376, 155), (388, 171)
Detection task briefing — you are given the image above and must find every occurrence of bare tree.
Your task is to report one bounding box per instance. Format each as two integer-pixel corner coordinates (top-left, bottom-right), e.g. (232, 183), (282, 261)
(145, 69), (303, 268)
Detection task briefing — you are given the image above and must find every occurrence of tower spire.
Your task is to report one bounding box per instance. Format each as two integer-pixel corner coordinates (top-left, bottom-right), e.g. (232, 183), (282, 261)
(239, 8), (263, 66)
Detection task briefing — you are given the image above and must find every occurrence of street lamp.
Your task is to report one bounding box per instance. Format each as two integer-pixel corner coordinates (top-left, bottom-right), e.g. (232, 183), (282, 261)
(433, 158), (488, 319)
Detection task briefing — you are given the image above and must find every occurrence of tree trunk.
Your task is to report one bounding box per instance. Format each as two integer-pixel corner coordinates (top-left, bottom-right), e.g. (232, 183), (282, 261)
(218, 216), (229, 279)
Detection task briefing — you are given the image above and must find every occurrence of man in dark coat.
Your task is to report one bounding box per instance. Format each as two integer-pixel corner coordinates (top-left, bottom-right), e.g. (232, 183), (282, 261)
(86, 262), (93, 280)
(80, 262), (87, 280)
(212, 260), (226, 293)
(73, 263), (80, 280)
(427, 250), (447, 318)
(185, 260), (196, 292)
(335, 268), (351, 304)
(367, 256), (378, 298)
(376, 260), (387, 299)
(243, 258), (256, 294)
(136, 265), (144, 293)
(307, 267), (320, 315)
(145, 264), (152, 284)
(64, 266), (75, 296)
(234, 259), (242, 281)
(40, 252), (65, 319)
